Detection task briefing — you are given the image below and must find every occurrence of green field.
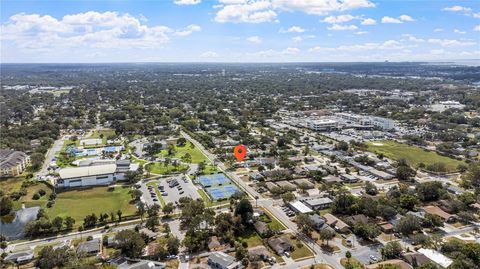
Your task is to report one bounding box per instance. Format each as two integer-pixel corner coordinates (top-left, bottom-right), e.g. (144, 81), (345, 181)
(146, 162), (188, 175)
(366, 140), (465, 172)
(47, 186), (137, 225)
(156, 141), (208, 164)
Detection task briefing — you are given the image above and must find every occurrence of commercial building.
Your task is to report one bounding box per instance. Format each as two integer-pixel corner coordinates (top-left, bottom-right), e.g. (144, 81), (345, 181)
(56, 160), (138, 188)
(306, 119), (338, 131)
(288, 201), (313, 214)
(301, 197), (333, 210)
(0, 150), (31, 177)
(418, 248), (453, 268)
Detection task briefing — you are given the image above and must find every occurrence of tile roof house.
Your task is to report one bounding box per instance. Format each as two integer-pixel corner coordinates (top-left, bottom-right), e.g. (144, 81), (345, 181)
(247, 246), (272, 261)
(0, 150), (30, 177)
(403, 252), (434, 267)
(422, 206), (456, 222)
(267, 236), (293, 255)
(77, 238), (101, 256)
(365, 259), (412, 269)
(253, 221), (272, 238)
(323, 213), (350, 233)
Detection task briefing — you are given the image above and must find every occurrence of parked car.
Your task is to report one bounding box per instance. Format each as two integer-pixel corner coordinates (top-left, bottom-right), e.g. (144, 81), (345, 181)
(179, 191), (184, 195)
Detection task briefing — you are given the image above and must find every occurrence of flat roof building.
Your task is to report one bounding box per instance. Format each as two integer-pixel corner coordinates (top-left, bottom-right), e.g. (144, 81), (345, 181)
(288, 201), (313, 214)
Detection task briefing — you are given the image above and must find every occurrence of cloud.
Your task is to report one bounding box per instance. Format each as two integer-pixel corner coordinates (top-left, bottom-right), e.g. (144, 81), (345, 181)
(282, 47), (299, 54)
(474, 25), (480, 32)
(328, 24), (358, 31)
(399, 14), (415, 21)
(247, 35), (262, 43)
(402, 34), (424, 43)
(442, 5), (471, 12)
(215, 1), (277, 23)
(428, 38), (476, 47)
(1, 11), (174, 50)
(271, 0), (375, 16)
(361, 18), (376, 25)
(322, 14), (356, 24)
(174, 0), (201, 5)
(291, 34), (314, 43)
(174, 24), (201, 36)
(454, 29), (466, 34)
(279, 25), (305, 33)
(381, 15), (415, 24)
(309, 40), (409, 52)
(381, 16), (402, 24)
(434, 28), (443, 32)
(199, 51), (219, 58)
(355, 31), (368, 35)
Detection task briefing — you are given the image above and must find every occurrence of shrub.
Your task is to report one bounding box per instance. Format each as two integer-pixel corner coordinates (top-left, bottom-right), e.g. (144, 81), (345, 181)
(86, 235), (93, 241)
(32, 193), (41, 200)
(38, 189), (46, 196)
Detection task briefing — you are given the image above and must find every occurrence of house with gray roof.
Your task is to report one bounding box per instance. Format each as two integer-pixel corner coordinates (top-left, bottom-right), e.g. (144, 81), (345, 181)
(77, 238), (101, 256)
(207, 252), (242, 269)
(0, 149), (30, 177)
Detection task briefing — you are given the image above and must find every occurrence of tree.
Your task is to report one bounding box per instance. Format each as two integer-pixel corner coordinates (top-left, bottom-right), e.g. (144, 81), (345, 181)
(52, 216), (63, 231)
(130, 189), (143, 201)
(399, 194), (417, 210)
(353, 222), (380, 241)
(36, 246), (70, 269)
(137, 202), (146, 221)
(0, 196), (13, 216)
(115, 230), (146, 258)
(396, 215), (422, 235)
(162, 203), (175, 216)
(319, 229), (336, 246)
(296, 213), (315, 236)
(117, 210), (123, 223)
(365, 181), (378, 195)
(64, 216), (75, 230)
(234, 198), (253, 225)
(396, 164), (416, 181)
(462, 163), (480, 188)
(381, 241), (402, 259)
(177, 138), (187, 147)
(146, 215), (159, 231)
(336, 141), (349, 151)
(83, 213), (98, 228)
(281, 192), (296, 203)
(416, 181), (445, 202)
(167, 237), (180, 255)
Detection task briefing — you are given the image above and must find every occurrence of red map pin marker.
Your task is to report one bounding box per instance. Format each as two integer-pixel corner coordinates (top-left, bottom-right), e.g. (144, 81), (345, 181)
(234, 145), (247, 162)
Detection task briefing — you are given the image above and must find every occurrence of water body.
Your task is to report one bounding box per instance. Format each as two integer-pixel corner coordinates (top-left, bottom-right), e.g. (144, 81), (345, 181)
(1, 207), (40, 240)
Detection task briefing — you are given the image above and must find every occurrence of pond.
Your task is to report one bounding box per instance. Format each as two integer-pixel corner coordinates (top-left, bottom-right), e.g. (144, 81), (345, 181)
(1, 206), (40, 240)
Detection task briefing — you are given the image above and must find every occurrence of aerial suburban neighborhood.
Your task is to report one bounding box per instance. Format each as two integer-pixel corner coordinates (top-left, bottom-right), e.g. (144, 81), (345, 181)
(1, 0), (480, 269)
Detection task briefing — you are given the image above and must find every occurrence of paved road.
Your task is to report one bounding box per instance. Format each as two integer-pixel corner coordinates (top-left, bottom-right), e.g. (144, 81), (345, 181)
(37, 136), (65, 177)
(181, 131), (344, 269)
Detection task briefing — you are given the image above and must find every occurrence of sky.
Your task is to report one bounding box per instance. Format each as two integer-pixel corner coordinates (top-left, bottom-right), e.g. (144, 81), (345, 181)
(1, 0), (479, 63)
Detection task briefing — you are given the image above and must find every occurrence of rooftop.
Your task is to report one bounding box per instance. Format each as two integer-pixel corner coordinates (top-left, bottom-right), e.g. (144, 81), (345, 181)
(59, 164), (117, 179)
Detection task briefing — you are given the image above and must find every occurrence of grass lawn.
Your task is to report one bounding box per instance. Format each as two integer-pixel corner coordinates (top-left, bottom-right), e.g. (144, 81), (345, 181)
(156, 141), (207, 164)
(14, 182), (53, 210)
(290, 238), (314, 260)
(47, 186), (137, 225)
(146, 162), (188, 175)
(340, 258), (363, 269)
(201, 164), (219, 174)
(146, 182), (166, 207)
(131, 156), (148, 165)
(0, 176), (25, 193)
(260, 208), (287, 231)
(88, 129), (116, 144)
(237, 228), (263, 248)
(366, 140), (465, 172)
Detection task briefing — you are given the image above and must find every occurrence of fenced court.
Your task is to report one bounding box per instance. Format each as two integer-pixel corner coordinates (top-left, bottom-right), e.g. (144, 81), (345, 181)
(197, 173), (242, 201)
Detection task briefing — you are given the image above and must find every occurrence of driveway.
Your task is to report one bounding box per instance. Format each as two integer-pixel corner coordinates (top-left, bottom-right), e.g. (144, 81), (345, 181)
(352, 242), (382, 264)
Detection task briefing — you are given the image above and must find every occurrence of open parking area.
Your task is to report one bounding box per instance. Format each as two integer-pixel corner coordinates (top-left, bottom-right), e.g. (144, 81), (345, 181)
(352, 243), (382, 264)
(156, 175), (201, 205)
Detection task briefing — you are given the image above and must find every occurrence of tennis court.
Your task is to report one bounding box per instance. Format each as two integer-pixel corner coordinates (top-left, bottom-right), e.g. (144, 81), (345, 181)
(198, 173), (231, 187)
(197, 173), (242, 201)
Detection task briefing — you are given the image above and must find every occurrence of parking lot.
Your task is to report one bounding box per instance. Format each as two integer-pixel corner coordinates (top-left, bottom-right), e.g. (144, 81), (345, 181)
(280, 205), (296, 218)
(352, 242), (382, 264)
(155, 175), (201, 205)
